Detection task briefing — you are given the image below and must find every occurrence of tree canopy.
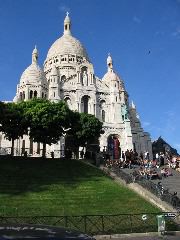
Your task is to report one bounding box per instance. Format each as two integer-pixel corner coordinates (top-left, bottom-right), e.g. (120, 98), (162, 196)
(0, 102), (28, 155)
(67, 112), (104, 155)
(0, 99), (104, 157)
(22, 99), (73, 157)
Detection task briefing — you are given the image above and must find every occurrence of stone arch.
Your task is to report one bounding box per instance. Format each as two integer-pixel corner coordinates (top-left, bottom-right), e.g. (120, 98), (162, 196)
(99, 100), (106, 122)
(34, 90), (37, 98)
(30, 90), (33, 99)
(81, 95), (90, 113)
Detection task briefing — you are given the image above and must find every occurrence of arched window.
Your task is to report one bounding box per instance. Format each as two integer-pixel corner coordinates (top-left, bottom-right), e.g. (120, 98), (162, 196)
(100, 100), (106, 121)
(20, 92), (22, 100)
(102, 110), (105, 122)
(23, 91), (25, 100)
(81, 95), (89, 113)
(34, 91), (37, 98)
(42, 92), (44, 98)
(64, 97), (71, 109)
(30, 90), (33, 99)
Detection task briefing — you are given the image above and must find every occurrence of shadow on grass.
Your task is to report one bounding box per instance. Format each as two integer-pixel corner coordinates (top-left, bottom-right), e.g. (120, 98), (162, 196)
(0, 155), (105, 195)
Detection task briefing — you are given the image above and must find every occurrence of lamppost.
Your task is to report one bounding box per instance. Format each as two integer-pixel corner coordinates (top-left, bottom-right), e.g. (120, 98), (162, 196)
(61, 127), (71, 158)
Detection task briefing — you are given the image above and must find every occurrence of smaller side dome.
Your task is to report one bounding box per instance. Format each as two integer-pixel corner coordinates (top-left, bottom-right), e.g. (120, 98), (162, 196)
(102, 54), (125, 91)
(102, 54), (120, 82)
(102, 71), (120, 82)
(19, 47), (47, 86)
(20, 64), (47, 85)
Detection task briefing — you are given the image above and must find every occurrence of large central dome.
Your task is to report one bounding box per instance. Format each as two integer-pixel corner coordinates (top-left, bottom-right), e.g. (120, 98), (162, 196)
(47, 34), (89, 60)
(46, 13), (89, 62)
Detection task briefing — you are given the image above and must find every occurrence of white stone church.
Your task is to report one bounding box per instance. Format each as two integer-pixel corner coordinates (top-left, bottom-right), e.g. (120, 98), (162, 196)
(0, 13), (152, 158)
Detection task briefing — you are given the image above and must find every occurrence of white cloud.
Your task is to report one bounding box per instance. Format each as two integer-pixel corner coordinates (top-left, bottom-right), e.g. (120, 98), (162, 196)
(58, 4), (70, 13)
(172, 28), (180, 38)
(174, 143), (180, 153)
(142, 121), (151, 127)
(133, 16), (141, 24)
(175, 143), (180, 148)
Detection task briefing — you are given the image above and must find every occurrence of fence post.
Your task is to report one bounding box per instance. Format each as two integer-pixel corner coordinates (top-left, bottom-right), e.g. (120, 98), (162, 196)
(129, 215), (133, 233)
(84, 215), (87, 233)
(101, 215), (105, 233)
(65, 216), (68, 228)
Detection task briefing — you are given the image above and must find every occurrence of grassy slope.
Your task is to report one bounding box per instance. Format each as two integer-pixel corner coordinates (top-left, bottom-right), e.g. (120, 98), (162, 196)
(0, 158), (159, 216)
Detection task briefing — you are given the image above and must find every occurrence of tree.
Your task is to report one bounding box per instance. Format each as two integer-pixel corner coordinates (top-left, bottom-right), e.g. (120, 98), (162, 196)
(0, 101), (5, 124)
(0, 102), (28, 155)
(67, 112), (104, 157)
(23, 99), (72, 157)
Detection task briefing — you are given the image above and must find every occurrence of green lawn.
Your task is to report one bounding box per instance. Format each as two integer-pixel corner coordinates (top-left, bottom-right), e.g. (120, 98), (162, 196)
(0, 157), (159, 216)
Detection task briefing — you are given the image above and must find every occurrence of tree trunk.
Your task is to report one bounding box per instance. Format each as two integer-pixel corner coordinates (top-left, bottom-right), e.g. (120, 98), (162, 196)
(42, 143), (46, 158)
(11, 139), (14, 156)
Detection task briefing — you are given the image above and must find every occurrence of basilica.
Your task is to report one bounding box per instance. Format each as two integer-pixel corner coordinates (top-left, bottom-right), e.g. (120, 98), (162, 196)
(1, 13), (152, 158)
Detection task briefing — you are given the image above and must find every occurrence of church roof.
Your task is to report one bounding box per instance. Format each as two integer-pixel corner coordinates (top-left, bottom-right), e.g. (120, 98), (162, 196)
(47, 34), (89, 60)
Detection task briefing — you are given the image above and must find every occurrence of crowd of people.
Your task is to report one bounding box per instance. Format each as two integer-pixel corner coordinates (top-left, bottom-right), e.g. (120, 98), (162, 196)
(103, 149), (180, 181)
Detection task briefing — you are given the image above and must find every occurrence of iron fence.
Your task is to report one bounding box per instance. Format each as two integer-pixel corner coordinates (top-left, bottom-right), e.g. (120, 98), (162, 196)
(0, 213), (178, 235)
(0, 147), (65, 158)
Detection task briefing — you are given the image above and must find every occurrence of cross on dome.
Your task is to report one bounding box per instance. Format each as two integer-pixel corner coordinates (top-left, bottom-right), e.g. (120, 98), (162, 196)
(66, 11), (69, 16)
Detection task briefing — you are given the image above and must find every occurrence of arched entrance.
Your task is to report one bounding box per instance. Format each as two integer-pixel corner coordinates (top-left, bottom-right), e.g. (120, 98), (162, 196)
(107, 135), (120, 160)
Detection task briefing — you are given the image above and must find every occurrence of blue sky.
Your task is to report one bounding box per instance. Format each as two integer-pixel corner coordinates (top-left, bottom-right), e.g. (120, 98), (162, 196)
(0, 0), (179, 152)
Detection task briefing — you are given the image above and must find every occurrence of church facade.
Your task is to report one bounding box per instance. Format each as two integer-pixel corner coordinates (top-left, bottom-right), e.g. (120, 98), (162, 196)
(0, 13), (152, 158)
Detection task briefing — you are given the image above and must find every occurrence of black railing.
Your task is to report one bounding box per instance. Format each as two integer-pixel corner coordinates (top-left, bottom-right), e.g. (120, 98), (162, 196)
(0, 213), (178, 235)
(112, 167), (133, 184)
(111, 166), (180, 210)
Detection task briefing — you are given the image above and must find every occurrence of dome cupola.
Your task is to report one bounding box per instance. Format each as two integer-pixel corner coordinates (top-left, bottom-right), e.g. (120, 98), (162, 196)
(14, 47), (48, 102)
(64, 12), (71, 36)
(44, 13), (90, 73)
(107, 53), (113, 71)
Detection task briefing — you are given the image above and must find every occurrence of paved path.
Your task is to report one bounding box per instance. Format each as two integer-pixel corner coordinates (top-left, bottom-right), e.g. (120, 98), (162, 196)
(96, 232), (180, 240)
(114, 236), (180, 240)
(121, 166), (180, 198)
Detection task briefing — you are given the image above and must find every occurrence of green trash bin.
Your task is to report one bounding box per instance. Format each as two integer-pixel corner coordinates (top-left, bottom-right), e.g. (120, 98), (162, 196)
(157, 215), (165, 234)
